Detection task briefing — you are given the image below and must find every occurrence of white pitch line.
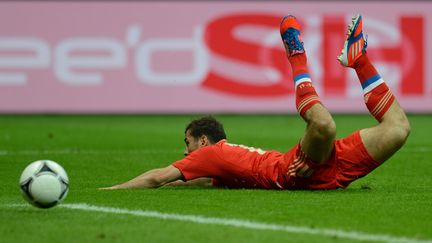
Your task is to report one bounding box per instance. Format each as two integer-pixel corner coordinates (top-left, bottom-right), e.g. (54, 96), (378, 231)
(46, 203), (431, 243)
(6, 203), (431, 243)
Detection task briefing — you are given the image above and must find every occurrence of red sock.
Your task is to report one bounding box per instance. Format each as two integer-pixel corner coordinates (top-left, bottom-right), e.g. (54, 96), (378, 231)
(354, 54), (395, 121)
(288, 53), (309, 77)
(289, 53), (321, 117)
(296, 82), (321, 117)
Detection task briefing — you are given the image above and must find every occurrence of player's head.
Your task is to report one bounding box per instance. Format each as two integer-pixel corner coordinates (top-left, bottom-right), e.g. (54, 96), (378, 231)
(184, 116), (226, 155)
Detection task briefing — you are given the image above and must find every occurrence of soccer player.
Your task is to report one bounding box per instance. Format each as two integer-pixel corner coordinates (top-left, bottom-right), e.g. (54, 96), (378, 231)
(102, 14), (410, 190)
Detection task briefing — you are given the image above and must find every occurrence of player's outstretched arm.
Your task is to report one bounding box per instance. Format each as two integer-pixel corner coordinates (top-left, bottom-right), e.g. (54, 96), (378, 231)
(165, 177), (212, 187)
(99, 165), (182, 189)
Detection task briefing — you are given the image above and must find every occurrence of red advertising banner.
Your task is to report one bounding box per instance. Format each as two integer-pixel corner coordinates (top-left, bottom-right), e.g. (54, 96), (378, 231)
(0, 2), (430, 113)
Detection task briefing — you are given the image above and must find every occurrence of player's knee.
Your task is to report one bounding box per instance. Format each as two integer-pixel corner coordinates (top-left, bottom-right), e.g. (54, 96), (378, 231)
(396, 118), (410, 145)
(390, 127), (410, 150)
(385, 121), (410, 148)
(382, 109), (411, 143)
(310, 117), (336, 140)
(401, 116), (411, 138)
(389, 115), (410, 146)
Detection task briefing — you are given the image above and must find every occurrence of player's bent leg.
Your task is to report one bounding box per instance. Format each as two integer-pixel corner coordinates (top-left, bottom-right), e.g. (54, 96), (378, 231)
(301, 104), (336, 163)
(360, 101), (410, 163)
(280, 15), (336, 163)
(338, 14), (410, 163)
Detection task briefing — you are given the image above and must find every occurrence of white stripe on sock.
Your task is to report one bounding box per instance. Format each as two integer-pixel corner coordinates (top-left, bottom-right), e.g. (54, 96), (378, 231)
(363, 78), (384, 94)
(295, 78), (312, 89)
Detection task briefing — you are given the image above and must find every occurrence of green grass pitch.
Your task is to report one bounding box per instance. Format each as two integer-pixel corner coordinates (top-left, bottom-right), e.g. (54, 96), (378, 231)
(0, 114), (431, 242)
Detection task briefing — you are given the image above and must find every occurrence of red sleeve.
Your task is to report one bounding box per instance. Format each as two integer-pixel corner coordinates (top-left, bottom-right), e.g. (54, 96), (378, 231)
(172, 146), (221, 181)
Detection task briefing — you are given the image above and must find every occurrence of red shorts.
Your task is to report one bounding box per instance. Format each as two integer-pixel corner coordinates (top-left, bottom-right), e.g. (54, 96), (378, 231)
(281, 130), (380, 190)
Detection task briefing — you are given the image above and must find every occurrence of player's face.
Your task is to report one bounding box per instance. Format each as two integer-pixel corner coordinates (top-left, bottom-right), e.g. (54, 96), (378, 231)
(184, 130), (198, 156)
(184, 130), (202, 156)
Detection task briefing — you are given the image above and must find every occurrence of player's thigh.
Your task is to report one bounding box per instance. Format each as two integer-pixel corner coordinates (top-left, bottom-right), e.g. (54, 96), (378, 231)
(359, 125), (405, 163)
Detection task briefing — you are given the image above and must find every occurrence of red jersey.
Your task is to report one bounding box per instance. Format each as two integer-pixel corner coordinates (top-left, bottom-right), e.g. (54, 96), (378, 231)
(172, 140), (290, 189)
(172, 131), (380, 190)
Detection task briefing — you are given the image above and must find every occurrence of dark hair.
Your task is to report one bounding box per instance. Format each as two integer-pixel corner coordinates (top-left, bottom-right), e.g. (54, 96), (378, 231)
(185, 116), (226, 143)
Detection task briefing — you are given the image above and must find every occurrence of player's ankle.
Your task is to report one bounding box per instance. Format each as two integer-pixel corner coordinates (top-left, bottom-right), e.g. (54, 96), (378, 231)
(288, 52), (307, 63)
(352, 52), (368, 70)
(289, 53), (309, 76)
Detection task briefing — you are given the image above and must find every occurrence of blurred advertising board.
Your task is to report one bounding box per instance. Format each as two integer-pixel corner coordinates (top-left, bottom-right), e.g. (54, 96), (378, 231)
(0, 1), (430, 113)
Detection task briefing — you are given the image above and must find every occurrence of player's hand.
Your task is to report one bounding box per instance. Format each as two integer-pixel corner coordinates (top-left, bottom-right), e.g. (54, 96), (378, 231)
(98, 186), (118, 190)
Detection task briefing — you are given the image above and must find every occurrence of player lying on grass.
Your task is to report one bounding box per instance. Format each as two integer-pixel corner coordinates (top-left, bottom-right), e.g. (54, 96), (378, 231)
(101, 14), (410, 190)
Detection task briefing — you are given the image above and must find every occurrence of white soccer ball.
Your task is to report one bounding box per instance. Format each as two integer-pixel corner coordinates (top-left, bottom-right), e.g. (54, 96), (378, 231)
(19, 160), (69, 209)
